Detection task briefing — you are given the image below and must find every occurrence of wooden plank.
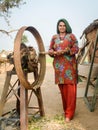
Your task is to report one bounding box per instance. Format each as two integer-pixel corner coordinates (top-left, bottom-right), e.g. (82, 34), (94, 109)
(79, 41), (92, 64)
(0, 71), (11, 116)
(36, 88), (45, 116)
(20, 84), (28, 130)
(78, 63), (98, 79)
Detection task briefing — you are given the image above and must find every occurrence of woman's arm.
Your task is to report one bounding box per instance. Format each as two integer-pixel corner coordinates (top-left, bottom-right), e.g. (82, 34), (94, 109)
(68, 34), (79, 56)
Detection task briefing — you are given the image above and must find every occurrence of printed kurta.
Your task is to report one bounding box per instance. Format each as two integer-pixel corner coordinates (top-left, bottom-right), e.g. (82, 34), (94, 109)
(49, 33), (79, 84)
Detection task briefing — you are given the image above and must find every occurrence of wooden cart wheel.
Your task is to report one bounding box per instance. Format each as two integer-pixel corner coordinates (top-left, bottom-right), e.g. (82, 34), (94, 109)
(14, 26), (46, 89)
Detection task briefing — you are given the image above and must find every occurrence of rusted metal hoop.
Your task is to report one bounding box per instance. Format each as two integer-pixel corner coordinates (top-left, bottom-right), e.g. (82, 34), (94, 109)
(14, 26), (46, 89)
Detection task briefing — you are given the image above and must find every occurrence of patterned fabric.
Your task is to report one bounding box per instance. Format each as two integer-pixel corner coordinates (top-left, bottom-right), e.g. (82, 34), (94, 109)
(49, 33), (79, 84)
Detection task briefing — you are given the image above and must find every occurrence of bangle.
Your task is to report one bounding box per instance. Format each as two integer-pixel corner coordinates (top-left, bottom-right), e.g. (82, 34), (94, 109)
(65, 48), (70, 54)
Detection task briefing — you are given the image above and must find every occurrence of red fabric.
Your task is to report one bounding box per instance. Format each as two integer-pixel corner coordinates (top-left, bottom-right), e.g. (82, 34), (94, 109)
(49, 33), (79, 85)
(58, 84), (77, 119)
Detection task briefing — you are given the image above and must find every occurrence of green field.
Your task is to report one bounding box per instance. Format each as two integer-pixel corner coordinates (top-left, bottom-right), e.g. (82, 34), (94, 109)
(46, 55), (53, 63)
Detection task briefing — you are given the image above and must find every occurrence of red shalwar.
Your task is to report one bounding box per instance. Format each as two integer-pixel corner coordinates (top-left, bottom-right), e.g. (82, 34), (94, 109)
(49, 33), (79, 119)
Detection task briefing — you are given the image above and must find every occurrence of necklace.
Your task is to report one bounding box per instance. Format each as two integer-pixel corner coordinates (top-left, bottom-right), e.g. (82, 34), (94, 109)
(59, 35), (65, 43)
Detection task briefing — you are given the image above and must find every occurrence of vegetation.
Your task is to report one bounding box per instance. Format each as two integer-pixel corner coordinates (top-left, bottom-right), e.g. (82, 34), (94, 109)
(22, 34), (29, 44)
(46, 55), (53, 63)
(28, 114), (85, 130)
(0, 0), (26, 35)
(0, 0), (26, 16)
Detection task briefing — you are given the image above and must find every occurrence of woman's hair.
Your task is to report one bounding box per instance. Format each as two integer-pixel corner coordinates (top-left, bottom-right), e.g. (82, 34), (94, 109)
(57, 18), (72, 34)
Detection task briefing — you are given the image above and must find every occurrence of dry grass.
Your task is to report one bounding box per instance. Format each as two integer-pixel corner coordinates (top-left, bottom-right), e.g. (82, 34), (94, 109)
(28, 114), (86, 130)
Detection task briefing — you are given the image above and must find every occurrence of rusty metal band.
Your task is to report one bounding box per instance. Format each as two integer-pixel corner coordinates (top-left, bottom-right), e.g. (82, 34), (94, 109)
(14, 26), (46, 89)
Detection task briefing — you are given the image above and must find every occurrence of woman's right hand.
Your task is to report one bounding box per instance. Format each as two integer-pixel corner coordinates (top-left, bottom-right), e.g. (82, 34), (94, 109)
(48, 49), (57, 57)
(48, 49), (54, 55)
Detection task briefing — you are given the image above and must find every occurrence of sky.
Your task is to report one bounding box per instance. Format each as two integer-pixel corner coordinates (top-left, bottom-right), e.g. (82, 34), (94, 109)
(0, 0), (98, 51)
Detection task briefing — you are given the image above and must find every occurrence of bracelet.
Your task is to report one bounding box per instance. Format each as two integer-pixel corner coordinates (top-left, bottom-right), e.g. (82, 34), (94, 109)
(65, 48), (70, 54)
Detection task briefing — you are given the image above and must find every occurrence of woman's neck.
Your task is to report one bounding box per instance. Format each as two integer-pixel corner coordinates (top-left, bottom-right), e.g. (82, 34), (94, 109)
(59, 32), (66, 37)
(59, 32), (66, 38)
(59, 33), (66, 42)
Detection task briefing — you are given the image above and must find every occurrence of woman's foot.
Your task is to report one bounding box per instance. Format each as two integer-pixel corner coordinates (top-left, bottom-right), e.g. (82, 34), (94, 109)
(65, 117), (70, 122)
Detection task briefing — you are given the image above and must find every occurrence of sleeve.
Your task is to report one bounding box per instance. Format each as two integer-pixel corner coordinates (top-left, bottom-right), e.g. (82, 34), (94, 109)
(48, 36), (56, 58)
(69, 34), (79, 55)
(49, 35), (58, 50)
(49, 37), (55, 50)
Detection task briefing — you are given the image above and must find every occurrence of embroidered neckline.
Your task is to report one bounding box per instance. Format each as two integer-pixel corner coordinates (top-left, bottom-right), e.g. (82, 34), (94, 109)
(59, 34), (65, 43)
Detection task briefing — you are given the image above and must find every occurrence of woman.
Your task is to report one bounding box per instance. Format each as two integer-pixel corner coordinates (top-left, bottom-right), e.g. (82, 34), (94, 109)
(48, 18), (79, 122)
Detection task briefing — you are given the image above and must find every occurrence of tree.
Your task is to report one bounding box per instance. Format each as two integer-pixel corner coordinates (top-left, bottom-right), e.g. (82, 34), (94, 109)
(0, 0), (26, 35)
(0, 0), (26, 16)
(22, 35), (29, 44)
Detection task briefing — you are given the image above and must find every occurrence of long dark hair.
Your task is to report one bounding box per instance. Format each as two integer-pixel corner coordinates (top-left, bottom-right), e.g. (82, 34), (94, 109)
(57, 18), (72, 34)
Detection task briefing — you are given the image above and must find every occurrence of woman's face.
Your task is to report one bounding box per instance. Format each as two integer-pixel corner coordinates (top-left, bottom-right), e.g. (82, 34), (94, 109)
(58, 21), (66, 33)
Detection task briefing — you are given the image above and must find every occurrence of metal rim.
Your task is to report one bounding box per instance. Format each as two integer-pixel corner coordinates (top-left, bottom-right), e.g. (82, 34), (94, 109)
(14, 26), (46, 89)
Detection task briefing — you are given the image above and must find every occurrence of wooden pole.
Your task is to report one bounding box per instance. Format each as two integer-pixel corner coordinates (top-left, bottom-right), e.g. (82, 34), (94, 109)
(0, 71), (11, 116)
(80, 41), (92, 64)
(20, 84), (28, 130)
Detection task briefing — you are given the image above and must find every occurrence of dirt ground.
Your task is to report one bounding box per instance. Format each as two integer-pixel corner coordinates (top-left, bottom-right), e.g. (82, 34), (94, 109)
(0, 63), (98, 130)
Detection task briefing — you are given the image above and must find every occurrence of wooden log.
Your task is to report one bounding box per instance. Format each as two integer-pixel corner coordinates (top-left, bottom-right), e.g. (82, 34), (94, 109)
(79, 41), (93, 64)
(0, 58), (8, 63)
(78, 63), (98, 79)
(0, 71), (11, 116)
(20, 84), (28, 130)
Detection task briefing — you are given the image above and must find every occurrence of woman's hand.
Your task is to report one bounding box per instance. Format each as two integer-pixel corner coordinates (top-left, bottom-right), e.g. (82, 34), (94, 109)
(56, 47), (70, 55)
(48, 49), (57, 57)
(48, 49), (54, 55)
(48, 47), (70, 57)
(56, 50), (63, 55)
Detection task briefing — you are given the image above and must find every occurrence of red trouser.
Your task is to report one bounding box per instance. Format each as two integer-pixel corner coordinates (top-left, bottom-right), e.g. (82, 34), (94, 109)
(58, 84), (77, 119)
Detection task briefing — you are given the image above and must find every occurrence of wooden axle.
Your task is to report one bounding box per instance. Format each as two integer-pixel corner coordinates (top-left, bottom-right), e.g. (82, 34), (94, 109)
(39, 49), (68, 55)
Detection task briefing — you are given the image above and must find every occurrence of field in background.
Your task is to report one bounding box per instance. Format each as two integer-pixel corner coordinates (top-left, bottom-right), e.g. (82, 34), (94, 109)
(46, 55), (53, 63)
